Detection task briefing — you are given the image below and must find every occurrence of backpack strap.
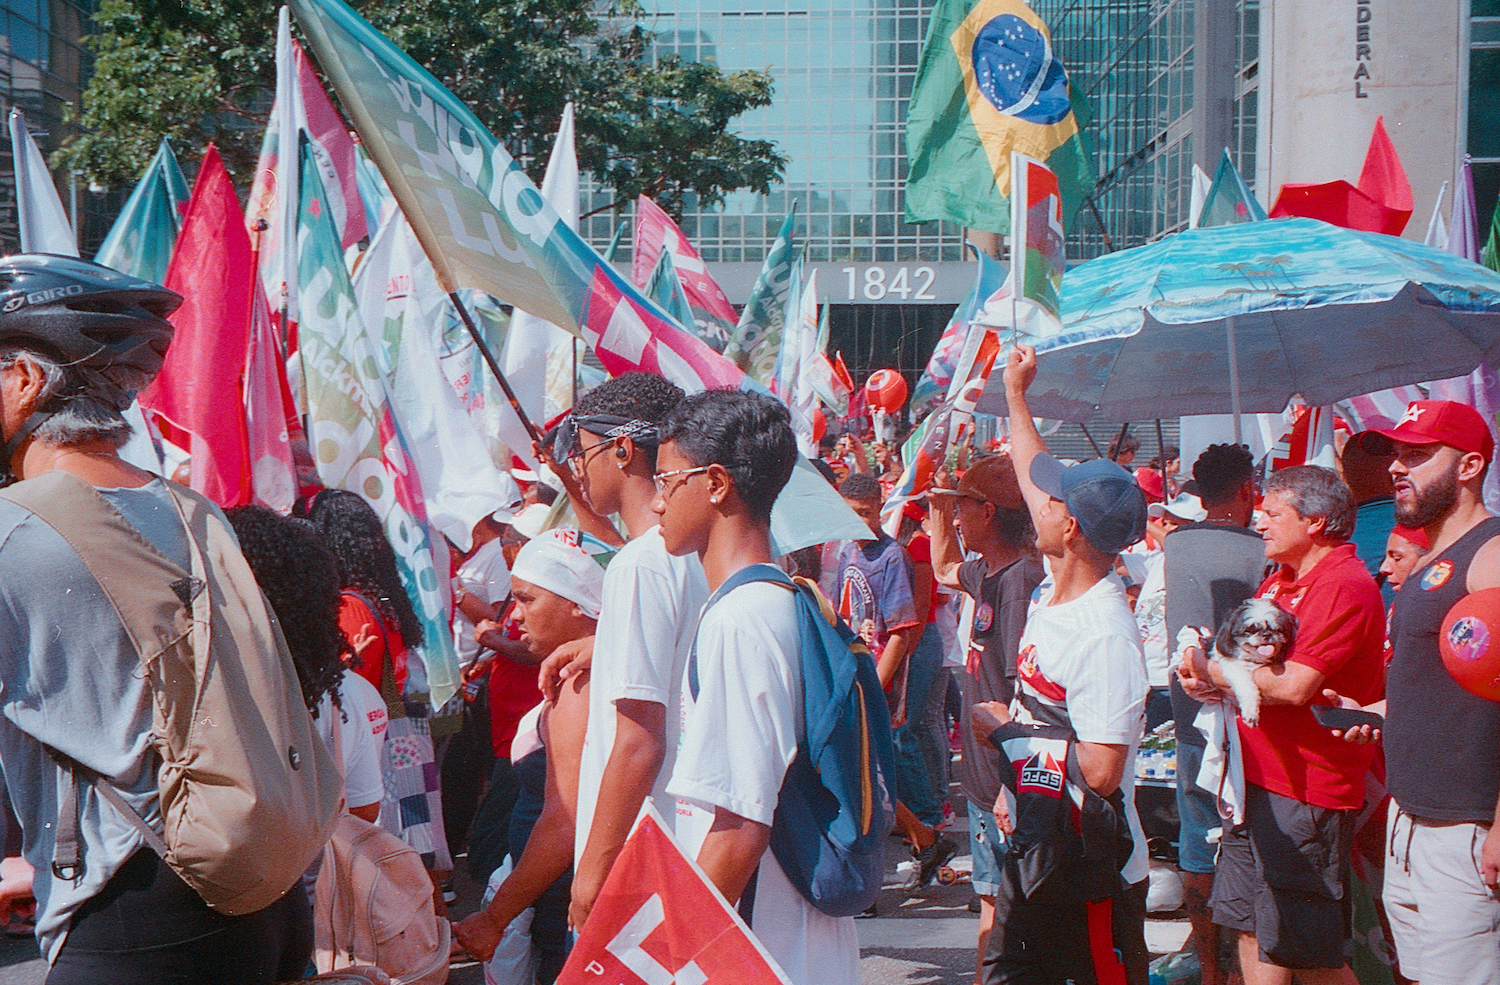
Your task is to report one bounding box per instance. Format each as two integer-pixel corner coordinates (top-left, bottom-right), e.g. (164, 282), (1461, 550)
(687, 564), (796, 702)
(0, 471), (205, 880)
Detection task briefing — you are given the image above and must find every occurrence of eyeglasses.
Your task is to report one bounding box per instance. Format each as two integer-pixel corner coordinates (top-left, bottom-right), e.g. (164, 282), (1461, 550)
(652, 464), (717, 496)
(565, 436), (616, 471)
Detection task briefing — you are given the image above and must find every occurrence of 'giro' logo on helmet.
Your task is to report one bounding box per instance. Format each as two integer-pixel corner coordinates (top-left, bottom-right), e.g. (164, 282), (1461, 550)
(1, 297), (24, 312)
(25, 285), (84, 305)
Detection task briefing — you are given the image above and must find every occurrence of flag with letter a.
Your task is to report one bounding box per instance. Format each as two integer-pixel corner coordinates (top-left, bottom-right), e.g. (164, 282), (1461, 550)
(557, 806), (790, 985)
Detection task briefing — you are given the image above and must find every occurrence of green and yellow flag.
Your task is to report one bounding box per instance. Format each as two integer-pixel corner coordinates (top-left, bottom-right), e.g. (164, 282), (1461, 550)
(905, 0), (1094, 235)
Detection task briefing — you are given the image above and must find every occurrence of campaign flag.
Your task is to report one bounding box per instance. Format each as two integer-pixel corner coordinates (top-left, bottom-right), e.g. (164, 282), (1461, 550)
(140, 146), (256, 507)
(244, 282), (299, 513)
(503, 103), (581, 429)
(248, 8), (370, 324)
(289, 0), (872, 556)
(880, 327), (1004, 536)
(754, 247), (806, 390)
(725, 206), (798, 373)
(1270, 117), (1413, 235)
(1424, 180), (1450, 250)
(633, 195), (738, 352)
(95, 139), (191, 284)
(805, 301), (851, 416)
(352, 212), (522, 551)
(904, 0), (1094, 235)
(777, 269), (822, 456)
(556, 805), (790, 985)
(975, 154), (1065, 337)
(1198, 148), (1268, 227)
(10, 108), (76, 255)
(294, 142), (458, 706)
(645, 249), (697, 332)
(912, 245), (1008, 413)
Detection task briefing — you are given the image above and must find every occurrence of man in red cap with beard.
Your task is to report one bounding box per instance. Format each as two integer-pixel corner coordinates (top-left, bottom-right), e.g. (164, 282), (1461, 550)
(1335, 399), (1500, 985)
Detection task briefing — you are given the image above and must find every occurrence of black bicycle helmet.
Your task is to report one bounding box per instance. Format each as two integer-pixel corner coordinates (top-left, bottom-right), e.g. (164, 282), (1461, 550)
(0, 253), (181, 385)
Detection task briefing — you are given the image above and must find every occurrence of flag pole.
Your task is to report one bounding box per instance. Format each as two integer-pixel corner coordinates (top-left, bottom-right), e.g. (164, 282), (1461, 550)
(448, 291), (544, 446)
(1155, 418), (1169, 497)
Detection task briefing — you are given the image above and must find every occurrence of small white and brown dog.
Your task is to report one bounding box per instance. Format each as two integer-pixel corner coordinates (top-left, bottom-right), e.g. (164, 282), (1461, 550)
(1211, 598), (1298, 727)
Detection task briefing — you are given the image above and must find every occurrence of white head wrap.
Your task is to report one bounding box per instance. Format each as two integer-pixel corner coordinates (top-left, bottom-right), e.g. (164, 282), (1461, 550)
(510, 528), (611, 618)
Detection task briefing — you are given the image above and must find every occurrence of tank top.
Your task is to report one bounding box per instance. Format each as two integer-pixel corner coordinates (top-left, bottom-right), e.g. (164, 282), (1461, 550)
(1385, 516), (1500, 822)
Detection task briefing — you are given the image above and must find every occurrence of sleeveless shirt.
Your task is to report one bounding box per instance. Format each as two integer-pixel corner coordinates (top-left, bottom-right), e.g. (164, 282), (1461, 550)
(1385, 516), (1500, 821)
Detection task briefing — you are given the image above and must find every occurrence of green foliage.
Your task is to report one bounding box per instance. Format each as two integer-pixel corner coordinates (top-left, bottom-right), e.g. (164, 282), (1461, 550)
(61, 0), (786, 215)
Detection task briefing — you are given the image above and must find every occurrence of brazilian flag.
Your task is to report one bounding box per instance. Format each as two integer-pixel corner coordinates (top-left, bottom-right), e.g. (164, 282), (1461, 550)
(905, 0), (1096, 235)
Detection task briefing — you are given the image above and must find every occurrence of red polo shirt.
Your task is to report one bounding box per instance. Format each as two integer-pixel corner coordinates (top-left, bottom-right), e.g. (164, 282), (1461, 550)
(1237, 543), (1385, 810)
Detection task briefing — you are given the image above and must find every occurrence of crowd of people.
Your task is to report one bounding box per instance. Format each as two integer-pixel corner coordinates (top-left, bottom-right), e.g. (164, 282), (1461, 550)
(0, 254), (1495, 985)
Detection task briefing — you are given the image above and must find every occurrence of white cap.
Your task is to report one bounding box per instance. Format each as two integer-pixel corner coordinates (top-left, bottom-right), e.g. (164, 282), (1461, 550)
(509, 503), (552, 541)
(1148, 493), (1207, 523)
(510, 528), (611, 619)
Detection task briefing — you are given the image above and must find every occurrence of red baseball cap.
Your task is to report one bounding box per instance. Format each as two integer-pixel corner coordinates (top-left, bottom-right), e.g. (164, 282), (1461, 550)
(1357, 400), (1495, 463)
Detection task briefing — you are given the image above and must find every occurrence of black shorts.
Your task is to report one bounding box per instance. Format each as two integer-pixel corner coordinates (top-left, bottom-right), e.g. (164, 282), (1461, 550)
(1210, 783), (1355, 970)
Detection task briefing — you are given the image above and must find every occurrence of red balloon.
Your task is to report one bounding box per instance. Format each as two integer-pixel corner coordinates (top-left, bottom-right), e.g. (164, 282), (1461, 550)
(864, 369), (908, 413)
(1440, 588), (1500, 701)
(812, 406), (827, 443)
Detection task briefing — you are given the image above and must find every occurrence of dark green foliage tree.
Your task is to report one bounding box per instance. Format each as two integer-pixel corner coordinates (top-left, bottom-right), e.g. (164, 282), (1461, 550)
(61, 0), (786, 216)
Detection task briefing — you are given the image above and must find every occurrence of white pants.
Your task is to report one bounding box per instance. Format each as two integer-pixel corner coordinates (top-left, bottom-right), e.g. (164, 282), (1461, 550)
(1384, 804), (1500, 985)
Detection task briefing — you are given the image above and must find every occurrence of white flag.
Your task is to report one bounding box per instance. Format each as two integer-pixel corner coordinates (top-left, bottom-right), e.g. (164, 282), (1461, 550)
(353, 213), (522, 551)
(10, 109), (76, 256)
(502, 103), (581, 437)
(1188, 163), (1212, 230)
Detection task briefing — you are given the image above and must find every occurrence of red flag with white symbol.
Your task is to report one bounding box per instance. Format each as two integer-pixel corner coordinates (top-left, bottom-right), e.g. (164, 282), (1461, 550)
(557, 805), (790, 985)
(632, 195), (739, 351)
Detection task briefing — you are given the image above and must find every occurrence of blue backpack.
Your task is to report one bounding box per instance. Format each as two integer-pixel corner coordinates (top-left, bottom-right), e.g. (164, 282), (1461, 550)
(689, 563), (897, 918)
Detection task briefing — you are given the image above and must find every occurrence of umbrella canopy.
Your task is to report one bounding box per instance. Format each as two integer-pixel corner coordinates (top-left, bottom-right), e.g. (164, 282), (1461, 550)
(974, 217), (1500, 422)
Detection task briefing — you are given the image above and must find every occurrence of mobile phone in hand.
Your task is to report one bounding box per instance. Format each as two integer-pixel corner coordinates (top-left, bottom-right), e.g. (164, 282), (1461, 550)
(1310, 704), (1383, 731)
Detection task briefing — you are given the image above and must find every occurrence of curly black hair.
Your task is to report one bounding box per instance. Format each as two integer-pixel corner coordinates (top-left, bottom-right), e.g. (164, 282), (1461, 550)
(226, 505), (349, 717)
(303, 489), (425, 653)
(1193, 443), (1256, 507)
(574, 372), (685, 468)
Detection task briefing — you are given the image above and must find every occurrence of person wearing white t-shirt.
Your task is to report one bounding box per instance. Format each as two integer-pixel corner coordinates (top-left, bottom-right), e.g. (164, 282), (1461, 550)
(537, 374), (711, 932)
(970, 344), (1152, 985)
(655, 389), (859, 985)
(314, 671), (388, 820)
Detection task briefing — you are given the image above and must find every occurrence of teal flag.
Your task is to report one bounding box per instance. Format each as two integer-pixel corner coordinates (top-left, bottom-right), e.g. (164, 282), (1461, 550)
(95, 139), (190, 284)
(724, 205), (797, 373)
(1199, 148), (1268, 227)
(295, 141), (459, 708)
(645, 250), (697, 335)
(764, 249), (806, 392)
(905, 0), (1095, 234)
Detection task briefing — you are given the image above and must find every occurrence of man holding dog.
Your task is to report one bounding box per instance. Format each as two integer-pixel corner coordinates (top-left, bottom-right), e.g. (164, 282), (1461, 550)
(1334, 400), (1500, 985)
(1180, 465), (1384, 985)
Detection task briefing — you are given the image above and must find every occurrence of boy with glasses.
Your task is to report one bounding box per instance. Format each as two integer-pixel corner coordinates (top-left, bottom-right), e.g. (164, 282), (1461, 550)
(654, 389), (860, 985)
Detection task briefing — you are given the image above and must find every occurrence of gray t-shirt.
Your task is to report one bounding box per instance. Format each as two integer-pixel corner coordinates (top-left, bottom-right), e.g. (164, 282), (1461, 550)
(1163, 522), (1268, 745)
(0, 478), (193, 962)
(956, 554), (1044, 810)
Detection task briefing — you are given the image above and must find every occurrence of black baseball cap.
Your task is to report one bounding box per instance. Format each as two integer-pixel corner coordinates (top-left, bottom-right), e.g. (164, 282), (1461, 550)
(1029, 454), (1148, 556)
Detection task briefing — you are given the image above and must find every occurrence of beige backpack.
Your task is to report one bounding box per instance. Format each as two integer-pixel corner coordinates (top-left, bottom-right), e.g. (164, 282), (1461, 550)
(314, 719), (450, 985)
(0, 470), (342, 915)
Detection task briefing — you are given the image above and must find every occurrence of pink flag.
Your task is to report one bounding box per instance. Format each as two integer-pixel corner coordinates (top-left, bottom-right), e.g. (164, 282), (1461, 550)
(142, 145), (255, 507)
(244, 280), (298, 512)
(296, 38), (368, 249)
(632, 196), (739, 348)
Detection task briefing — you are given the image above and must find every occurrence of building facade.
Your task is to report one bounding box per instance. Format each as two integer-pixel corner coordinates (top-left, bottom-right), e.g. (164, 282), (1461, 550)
(580, 0), (974, 382)
(0, 0), (116, 256)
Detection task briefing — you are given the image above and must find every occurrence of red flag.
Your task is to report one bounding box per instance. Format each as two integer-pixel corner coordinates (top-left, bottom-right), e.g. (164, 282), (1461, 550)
(557, 807), (790, 985)
(295, 39), (368, 249)
(632, 196), (739, 343)
(142, 145), (255, 507)
(1269, 116), (1413, 235)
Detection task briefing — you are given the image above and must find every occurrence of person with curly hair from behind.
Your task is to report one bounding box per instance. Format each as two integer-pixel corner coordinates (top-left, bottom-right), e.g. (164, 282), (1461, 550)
(226, 505), (388, 824)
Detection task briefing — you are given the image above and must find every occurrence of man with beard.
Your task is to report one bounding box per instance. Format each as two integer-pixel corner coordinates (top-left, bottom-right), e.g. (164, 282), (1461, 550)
(1334, 400), (1500, 985)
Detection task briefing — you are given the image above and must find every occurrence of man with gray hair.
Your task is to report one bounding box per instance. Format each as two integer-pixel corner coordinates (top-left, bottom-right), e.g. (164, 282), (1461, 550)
(0, 255), (323, 983)
(1180, 465), (1385, 985)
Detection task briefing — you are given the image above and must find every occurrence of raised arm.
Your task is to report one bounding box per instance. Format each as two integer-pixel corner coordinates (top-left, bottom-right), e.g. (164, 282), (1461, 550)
(1002, 345), (1051, 520)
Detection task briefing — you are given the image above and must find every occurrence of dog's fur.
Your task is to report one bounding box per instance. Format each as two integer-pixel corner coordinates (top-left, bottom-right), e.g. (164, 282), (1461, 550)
(1213, 598), (1298, 726)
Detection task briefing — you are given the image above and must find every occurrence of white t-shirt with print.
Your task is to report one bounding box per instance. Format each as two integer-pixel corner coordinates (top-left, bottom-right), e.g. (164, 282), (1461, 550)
(575, 527), (710, 867)
(668, 573), (860, 985)
(1135, 551), (1170, 686)
(315, 670), (389, 809)
(453, 538), (511, 667)
(1012, 574), (1150, 885)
